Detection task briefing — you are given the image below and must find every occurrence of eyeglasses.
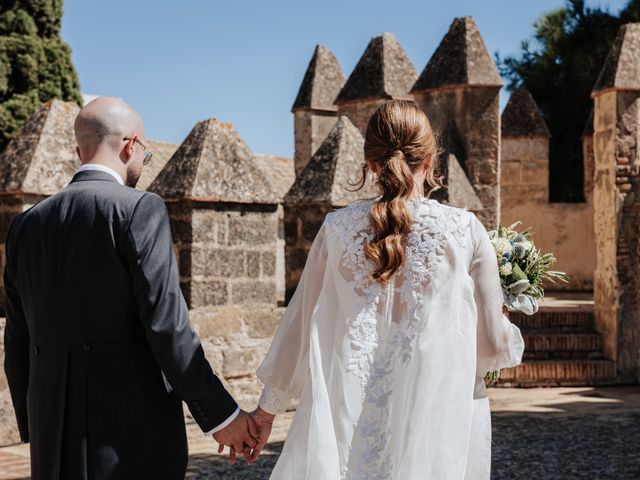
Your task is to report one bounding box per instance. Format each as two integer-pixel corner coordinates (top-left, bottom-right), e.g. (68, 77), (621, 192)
(123, 137), (153, 165)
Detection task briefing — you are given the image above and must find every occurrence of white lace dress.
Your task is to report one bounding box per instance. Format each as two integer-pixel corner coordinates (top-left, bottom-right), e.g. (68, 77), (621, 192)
(256, 198), (524, 480)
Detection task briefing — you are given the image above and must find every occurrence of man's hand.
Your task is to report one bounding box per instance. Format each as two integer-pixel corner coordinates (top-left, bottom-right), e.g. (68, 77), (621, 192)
(213, 410), (259, 464)
(247, 407), (275, 463)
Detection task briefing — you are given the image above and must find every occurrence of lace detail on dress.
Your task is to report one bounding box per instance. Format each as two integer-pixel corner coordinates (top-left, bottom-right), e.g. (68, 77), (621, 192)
(327, 200), (383, 386)
(258, 385), (292, 415)
(329, 198), (470, 381)
(402, 199), (469, 292)
(331, 197), (471, 480)
(343, 354), (394, 480)
(395, 200), (470, 364)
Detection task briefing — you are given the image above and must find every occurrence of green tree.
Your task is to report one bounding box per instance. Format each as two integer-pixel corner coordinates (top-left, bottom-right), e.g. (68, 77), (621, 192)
(0, 0), (82, 151)
(499, 0), (640, 201)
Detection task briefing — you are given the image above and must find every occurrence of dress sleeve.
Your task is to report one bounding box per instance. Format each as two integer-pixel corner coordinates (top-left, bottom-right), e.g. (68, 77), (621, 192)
(256, 222), (328, 415)
(469, 214), (525, 377)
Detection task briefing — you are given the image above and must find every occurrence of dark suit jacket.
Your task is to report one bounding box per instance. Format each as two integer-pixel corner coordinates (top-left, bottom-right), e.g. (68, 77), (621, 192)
(3, 170), (237, 479)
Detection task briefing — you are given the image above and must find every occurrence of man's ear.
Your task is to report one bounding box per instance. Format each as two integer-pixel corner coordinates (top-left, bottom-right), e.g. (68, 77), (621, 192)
(76, 146), (82, 163)
(122, 138), (135, 163)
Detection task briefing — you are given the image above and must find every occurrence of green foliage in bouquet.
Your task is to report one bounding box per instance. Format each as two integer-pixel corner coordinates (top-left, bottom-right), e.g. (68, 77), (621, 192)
(493, 222), (570, 299)
(484, 370), (500, 384)
(0, 0), (82, 152)
(484, 222), (569, 385)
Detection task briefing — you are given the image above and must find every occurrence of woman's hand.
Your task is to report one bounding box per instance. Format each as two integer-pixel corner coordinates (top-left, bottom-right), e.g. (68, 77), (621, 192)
(248, 407), (276, 462)
(213, 410), (259, 465)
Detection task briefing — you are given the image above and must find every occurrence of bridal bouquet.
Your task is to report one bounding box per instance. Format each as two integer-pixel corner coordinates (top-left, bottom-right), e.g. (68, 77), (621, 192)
(488, 222), (569, 315)
(484, 222), (569, 384)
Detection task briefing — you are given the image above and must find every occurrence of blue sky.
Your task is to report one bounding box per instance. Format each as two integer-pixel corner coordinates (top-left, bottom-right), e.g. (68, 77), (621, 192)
(61, 0), (628, 157)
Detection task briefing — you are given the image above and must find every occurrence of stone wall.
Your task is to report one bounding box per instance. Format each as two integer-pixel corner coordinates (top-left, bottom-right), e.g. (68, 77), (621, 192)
(593, 90), (640, 382)
(283, 203), (332, 301)
(590, 21), (640, 383)
(189, 305), (284, 409)
(293, 110), (338, 175)
(415, 87), (501, 228)
(501, 136), (595, 291)
(336, 98), (386, 135)
(613, 93), (640, 383)
(583, 133), (595, 204)
(592, 93), (617, 360)
(168, 202), (279, 308)
(501, 137), (549, 203)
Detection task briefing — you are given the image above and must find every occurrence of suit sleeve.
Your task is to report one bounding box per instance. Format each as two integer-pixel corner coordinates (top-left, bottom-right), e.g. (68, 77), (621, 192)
(125, 192), (237, 432)
(3, 218), (30, 442)
(469, 214), (525, 377)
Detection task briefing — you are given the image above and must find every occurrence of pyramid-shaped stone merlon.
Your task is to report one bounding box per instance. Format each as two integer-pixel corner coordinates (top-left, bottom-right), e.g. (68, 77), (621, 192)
(286, 116), (374, 206)
(412, 17), (503, 92)
(335, 32), (418, 104)
(292, 45), (346, 112)
(149, 119), (278, 204)
(593, 23), (640, 95)
(501, 89), (550, 137)
(0, 100), (80, 195)
(446, 154), (483, 211)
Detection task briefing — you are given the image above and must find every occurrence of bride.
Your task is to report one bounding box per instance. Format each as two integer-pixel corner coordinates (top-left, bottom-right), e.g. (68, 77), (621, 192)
(250, 100), (524, 479)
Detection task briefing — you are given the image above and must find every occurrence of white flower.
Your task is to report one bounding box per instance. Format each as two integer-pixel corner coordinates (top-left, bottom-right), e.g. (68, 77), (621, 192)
(499, 262), (513, 276)
(507, 278), (530, 295)
(505, 293), (539, 315)
(492, 237), (513, 256)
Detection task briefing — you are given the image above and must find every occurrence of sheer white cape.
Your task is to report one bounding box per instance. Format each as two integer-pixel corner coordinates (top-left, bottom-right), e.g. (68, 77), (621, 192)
(257, 198), (524, 479)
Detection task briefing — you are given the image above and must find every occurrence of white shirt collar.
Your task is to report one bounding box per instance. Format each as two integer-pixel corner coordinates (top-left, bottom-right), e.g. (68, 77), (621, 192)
(77, 164), (125, 185)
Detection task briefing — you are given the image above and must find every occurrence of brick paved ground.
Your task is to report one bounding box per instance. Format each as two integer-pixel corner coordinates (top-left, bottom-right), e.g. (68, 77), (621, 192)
(1, 387), (639, 479)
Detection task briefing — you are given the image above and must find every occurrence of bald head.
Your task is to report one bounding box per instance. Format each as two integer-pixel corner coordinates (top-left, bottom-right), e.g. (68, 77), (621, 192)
(74, 97), (146, 187)
(74, 96), (144, 161)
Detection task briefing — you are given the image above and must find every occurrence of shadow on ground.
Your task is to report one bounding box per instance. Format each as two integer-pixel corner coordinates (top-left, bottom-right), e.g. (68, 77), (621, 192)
(186, 442), (284, 480)
(184, 389), (640, 480)
(491, 388), (640, 479)
(4, 389), (639, 479)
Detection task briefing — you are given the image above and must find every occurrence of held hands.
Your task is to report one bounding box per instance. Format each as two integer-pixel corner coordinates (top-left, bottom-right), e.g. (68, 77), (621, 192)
(213, 410), (259, 464)
(213, 407), (276, 465)
(248, 407), (276, 461)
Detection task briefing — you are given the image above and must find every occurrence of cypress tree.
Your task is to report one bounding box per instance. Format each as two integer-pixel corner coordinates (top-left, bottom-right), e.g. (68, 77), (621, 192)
(0, 0), (82, 151)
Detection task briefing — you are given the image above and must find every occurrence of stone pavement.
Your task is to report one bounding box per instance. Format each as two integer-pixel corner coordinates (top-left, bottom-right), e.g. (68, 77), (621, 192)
(489, 387), (640, 479)
(1, 387), (639, 479)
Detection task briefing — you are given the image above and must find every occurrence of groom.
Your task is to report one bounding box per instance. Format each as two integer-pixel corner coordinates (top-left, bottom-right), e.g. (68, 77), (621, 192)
(3, 97), (258, 479)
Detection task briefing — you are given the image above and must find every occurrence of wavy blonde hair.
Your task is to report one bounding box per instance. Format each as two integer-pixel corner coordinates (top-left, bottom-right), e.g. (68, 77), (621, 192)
(360, 100), (443, 285)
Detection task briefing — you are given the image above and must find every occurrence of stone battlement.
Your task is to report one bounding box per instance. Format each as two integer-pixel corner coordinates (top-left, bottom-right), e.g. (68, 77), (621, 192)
(0, 15), (639, 448)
